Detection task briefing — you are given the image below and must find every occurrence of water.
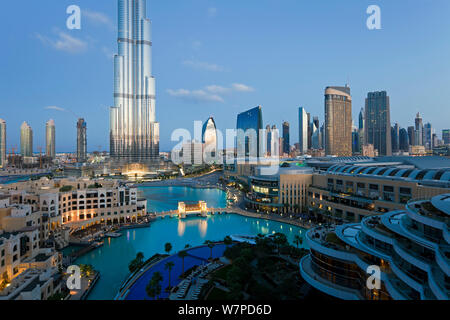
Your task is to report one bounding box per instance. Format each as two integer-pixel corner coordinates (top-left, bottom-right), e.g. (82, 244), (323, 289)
(74, 186), (307, 300)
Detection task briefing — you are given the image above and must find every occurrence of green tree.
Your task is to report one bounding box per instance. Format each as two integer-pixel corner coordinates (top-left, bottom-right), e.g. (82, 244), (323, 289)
(164, 261), (175, 290)
(164, 242), (173, 255)
(294, 235), (303, 249)
(223, 236), (233, 247)
(204, 240), (215, 260)
(273, 233), (288, 255)
(177, 250), (188, 275)
(128, 252), (145, 273)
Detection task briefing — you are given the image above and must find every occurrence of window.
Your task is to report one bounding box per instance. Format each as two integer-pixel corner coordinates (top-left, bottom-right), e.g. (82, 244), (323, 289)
(383, 186), (394, 192)
(399, 187), (411, 195)
(369, 184), (379, 191)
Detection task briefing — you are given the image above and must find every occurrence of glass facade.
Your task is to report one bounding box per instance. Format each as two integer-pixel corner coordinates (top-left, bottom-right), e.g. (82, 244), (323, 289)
(20, 122), (33, 157)
(236, 106), (263, 159)
(110, 0), (160, 163)
(45, 119), (55, 159)
(0, 119), (5, 167)
(365, 91), (392, 156)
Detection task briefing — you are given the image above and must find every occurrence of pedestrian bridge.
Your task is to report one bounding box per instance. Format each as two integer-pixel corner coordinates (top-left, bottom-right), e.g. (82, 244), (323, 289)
(154, 201), (236, 219)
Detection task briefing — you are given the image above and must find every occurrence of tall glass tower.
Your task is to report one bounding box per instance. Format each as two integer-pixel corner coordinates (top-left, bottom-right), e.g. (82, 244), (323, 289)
(110, 0), (160, 163)
(46, 119), (56, 159)
(20, 122), (33, 157)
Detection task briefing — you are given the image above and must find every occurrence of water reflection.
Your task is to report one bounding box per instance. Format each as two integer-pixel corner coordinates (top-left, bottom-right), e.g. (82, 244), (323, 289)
(198, 220), (208, 238)
(177, 220), (186, 237)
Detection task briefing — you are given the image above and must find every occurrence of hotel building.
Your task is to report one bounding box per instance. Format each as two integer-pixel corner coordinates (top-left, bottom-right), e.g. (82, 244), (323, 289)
(300, 193), (450, 300)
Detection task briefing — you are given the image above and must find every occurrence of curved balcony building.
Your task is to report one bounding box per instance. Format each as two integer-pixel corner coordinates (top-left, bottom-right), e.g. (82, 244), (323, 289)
(300, 194), (450, 300)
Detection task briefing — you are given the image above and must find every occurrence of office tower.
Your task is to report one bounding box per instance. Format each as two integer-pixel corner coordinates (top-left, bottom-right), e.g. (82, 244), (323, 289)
(391, 123), (400, 153)
(307, 113), (312, 150)
(282, 121), (290, 155)
(407, 126), (415, 147)
(45, 119), (56, 159)
(320, 124), (325, 150)
(0, 119), (5, 168)
(414, 113), (423, 146)
(20, 122), (33, 157)
(236, 106), (263, 159)
(443, 129), (450, 145)
(311, 117), (320, 149)
(364, 91), (392, 156)
(324, 86), (352, 156)
(110, 0), (160, 163)
(432, 133), (438, 149)
(77, 118), (87, 163)
(424, 123), (433, 150)
(298, 107), (308, 154)
(182, 140), (203, 165)
(202, 117), (218, 159)
(265, 125), (272, 156)
(352, 129), (360, 154)
(399, 128), (409, 152)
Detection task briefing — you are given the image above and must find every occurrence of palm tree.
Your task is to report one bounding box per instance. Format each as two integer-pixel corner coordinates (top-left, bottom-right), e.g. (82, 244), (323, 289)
(178, 250), (188, 275)
(164, 261), (175, 290)
(146, 272), (163, 300)
(294, 235), (303, 249)
(204, 240), (215, 260)
(223, 236), (233, 247)
(164, 242), (172, 255)
(184, 244), (191, 249)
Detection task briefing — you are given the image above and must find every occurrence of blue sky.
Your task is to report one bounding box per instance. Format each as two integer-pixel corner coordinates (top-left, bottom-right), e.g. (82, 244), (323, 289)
(1, 0), (450, 152)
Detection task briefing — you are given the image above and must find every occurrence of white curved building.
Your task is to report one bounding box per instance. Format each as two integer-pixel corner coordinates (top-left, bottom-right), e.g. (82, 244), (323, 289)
(300, 194), (450, 300)
(202, 117), (218, 163)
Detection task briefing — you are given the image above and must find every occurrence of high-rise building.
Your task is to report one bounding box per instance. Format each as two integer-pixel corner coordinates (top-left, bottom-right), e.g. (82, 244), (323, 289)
(282, 121), (290, 155)
(443, 129), (450, 145)
(307, 113), (312, 150)
(77, 118), (87, 163)
(202, 117), (218, 161)
(265, 125), (272, 156)
(0, 119), (6, 168)
(298, 107), (308, 154)
(407, 126), (416, 147)
(324, 86), (352, 156)
(415, 113), (423, 146)
(399, 128), (409, 152)
(311, 116), (320, 149)
(352, 129), (360, 154)
(391, 123), (400, 154)
(45, 119), (56, 159)
(424, 123), (433, 150)
(20, 122), (33, 157)
(236, 106), (263, 159)
(364, 91), (392, 156)
(110, 0), (160, 163)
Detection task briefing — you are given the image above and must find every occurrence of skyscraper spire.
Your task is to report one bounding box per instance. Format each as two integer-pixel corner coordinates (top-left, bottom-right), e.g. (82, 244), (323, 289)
(110, 0), (160, 163)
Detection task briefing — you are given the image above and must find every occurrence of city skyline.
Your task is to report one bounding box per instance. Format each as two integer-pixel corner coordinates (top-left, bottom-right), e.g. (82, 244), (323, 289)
(1, 1), (450, 152)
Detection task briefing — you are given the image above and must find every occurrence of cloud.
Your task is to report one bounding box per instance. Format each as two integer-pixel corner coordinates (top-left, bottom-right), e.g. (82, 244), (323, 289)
(208, 7), (218, 18)
(232, 83), (255, 92)
(183, 60), (225, 72)
(167, 89), (224, 103)
(167, 83), (255, 104)
(36, 30), (87, 54)
(83, 9), (114, 30)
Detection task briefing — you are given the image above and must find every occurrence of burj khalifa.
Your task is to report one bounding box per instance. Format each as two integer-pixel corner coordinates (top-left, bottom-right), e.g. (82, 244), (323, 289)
(110, 0), (160, 163)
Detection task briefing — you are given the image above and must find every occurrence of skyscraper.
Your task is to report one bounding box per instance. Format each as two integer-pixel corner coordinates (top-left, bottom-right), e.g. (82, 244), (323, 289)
(45, 119), (56, 159)
(77, 118), (87, 163)
(311, 116), (320, 149)
(202, 117), (218, 160)
(307, 113), (312, 150)
(407, 126), (415, 147)
(265, 125), (272, 156)
(365, 91), (392, 156)
(391, 123), (400, 154)
(282, 121), (290, 155)
(236, 106), (263, 159)
(324, 86), (352, 156)
(424, 123), (433, 150)
(20, 122), (33, 157)
(443, 129), (450, 145)
(298, 107), (308, 154)
(0, 119), (6, 168)
(399, 128), (409, 152)
(358, 108), (365, 154)
(415, 113), (423, 146)
(110, 0), (160, 163)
